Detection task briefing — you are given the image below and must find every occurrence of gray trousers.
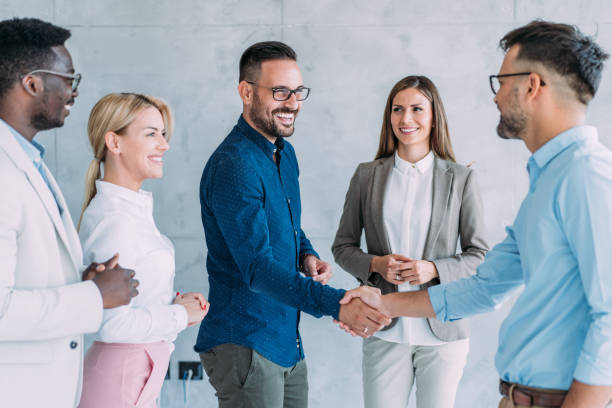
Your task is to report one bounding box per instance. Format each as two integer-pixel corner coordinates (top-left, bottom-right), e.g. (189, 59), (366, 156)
(200, 343), (308, 408)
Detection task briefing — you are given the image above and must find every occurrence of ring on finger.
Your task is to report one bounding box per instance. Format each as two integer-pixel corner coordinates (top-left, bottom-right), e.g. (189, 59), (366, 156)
(363, 327), (369, 334)
(395, 273), (401, 281)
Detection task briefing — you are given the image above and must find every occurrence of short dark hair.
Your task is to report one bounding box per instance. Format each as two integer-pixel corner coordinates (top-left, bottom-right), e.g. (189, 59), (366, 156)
(500, 20), (608, 104)
(239, 41), (297, 83)
(0, 18), (71, 98)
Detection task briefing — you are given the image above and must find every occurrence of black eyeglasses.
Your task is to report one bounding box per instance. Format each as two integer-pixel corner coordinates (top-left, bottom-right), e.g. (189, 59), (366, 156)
(22, 69), (82, 92)
(489, 72), (533, 95)
(246, 81), (310, 101)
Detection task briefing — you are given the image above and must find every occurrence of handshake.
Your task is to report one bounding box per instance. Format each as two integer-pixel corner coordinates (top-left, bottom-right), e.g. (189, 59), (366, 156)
(335, 286), (393, 338)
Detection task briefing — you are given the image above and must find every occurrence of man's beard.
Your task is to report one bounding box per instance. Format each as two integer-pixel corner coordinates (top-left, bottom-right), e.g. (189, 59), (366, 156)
(249, 92), (297, 139)
(31, 92), (65, 131)
(496, 90), (526, 140)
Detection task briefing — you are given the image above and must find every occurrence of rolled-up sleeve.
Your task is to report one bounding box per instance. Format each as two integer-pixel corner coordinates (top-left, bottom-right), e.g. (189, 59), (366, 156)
(559, 158), (612, 385)
(428, 226), (524, 322)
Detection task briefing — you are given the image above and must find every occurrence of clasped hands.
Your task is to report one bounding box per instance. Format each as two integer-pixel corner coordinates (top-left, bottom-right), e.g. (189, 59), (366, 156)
(371, 254), (438, 285)
(174, 292), (209, 327)
(82, 253), (139, 309)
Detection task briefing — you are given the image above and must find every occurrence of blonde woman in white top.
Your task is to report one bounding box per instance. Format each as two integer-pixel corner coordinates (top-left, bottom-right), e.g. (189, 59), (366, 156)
(77, 93), (208, 408)
(333, 76), (489, 408)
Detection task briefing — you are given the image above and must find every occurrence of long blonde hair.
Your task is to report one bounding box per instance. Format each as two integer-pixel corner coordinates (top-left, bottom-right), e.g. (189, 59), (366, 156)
(375, 75), (455, 161)
(77, 92), (173, 230)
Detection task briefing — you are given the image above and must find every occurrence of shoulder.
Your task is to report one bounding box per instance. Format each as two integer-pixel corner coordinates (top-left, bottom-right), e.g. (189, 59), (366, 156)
(205, 136), (257, 180)
(436, 158), (473, 179)
(561, 140), (612, 190)
(80, 207), (146, 265)
(355, 157), (389, 175)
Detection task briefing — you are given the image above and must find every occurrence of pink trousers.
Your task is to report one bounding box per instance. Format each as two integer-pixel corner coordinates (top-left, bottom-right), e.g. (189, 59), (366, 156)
(78, 341), (170, 408)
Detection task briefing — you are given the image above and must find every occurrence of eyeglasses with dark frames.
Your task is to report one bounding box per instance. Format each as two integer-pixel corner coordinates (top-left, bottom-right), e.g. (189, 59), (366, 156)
(22, 69), (82, 92)
(489, 72), (540, 95)
(246, 81), (310, 101)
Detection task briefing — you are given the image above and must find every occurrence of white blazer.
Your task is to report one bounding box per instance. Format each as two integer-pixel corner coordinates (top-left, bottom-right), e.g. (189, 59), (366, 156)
(0, 121), (103, 407)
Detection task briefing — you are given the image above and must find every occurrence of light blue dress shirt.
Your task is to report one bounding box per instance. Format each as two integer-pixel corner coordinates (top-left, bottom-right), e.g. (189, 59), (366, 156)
(1, 119), (63, 214)
(429, 125), (612, 390)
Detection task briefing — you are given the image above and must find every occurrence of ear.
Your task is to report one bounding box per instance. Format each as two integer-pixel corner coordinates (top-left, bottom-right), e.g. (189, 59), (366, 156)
(104, 131), (121, 154)
(526, 73), (545, 101)
(238, 80), (254, 106)
(21, 75), (43, 97)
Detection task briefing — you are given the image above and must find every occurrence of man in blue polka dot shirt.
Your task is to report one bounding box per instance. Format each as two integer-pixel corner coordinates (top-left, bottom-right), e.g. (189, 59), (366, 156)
(195, 41), (390, 408)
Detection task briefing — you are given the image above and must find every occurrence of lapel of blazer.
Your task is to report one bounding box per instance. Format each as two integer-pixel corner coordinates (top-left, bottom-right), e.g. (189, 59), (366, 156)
(369, 156), (394, 254)
(422, 157), (453, 259)
(41, 161), (82, 272)
(0, 123), (77, 270)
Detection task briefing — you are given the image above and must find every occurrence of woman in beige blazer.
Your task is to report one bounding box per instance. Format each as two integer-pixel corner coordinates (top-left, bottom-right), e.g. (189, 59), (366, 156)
(332, 75), (489, 408)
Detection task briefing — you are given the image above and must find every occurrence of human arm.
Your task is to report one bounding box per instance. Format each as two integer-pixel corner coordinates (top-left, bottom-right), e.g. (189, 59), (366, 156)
(331, 164), (377, 284)
(206, 154), (345, 319)
(430, 169), (490, 284)
(341, 227), (524, 322)
(81, 217), (188, 343)
(562, 380), (612, 408)
(0, 188), (103, 340)
(82, 253), (139, 309)
(559, 159), (612, 392)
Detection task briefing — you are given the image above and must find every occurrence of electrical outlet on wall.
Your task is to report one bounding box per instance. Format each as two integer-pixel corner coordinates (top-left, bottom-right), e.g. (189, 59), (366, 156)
(178, 361), (203, 380)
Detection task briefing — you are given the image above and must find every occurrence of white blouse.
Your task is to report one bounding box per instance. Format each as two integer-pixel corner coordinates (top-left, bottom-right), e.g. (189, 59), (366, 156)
(79, 180), (187, 345)
(376, 151), (445, 346)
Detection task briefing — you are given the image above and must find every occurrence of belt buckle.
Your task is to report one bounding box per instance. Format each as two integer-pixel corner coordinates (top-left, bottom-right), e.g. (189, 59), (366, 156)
(509, 383), (535, 406)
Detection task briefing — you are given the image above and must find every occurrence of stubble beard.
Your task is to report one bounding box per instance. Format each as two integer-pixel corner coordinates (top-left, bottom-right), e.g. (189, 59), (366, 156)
(496, 89), (527, 140)
(31, 91), (65, 131)
(249, 92), (297, 139)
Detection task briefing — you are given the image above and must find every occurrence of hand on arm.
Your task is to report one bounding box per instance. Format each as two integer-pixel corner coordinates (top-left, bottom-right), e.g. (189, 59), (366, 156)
(301, 254), (333, 285)
(174, 292), (209, 327)
(562, 380), (612, 408)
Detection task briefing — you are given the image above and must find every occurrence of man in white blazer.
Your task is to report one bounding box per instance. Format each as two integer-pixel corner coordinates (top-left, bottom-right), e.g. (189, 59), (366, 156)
(0, 18), (139, 407)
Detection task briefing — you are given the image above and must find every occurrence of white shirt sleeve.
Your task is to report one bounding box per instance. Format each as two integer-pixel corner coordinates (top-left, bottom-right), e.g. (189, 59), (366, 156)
(81, 213), (188, 343)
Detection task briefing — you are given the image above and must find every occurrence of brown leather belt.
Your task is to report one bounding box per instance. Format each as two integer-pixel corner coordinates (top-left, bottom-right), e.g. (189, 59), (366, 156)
(499, 380), (567, 407)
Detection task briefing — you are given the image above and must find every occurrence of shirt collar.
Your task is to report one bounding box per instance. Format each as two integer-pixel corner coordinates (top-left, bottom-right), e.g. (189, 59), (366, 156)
(95, 180), (153, 212)
(237, 115), (278, 159)
(394, 150), (434, 175)
(0, 118), (45, 164)
(530, 125), (598, 171)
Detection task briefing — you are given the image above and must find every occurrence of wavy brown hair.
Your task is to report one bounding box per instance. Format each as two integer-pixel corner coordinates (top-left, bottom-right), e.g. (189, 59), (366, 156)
(375, 75), (455, 162)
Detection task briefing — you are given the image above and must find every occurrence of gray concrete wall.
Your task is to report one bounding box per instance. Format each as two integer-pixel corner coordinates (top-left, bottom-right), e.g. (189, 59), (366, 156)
(3, 1), (612, 406)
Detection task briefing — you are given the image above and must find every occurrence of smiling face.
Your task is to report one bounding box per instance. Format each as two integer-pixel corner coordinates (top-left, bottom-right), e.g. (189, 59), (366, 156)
(115, 106), (169, 183)
(390, 87), (433, 154)
(247, 59), (303, 141)
(31, 45), (78, 131)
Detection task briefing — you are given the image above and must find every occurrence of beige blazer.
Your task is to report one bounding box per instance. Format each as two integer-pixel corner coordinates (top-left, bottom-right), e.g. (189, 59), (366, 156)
(0, 121), (103, 407)
(332, 155), (489, 341)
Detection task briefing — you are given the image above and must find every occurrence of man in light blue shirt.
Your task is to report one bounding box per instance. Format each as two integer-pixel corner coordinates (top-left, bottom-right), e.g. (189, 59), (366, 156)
(341, 20), (612, 407)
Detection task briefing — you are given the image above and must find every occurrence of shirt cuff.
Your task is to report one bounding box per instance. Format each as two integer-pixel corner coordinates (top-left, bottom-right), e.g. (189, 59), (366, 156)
(574, 350), (612, 386)
(318, 286), (346, 320)
(170, 303), (189, 331)
(427, 284), (449, 322)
